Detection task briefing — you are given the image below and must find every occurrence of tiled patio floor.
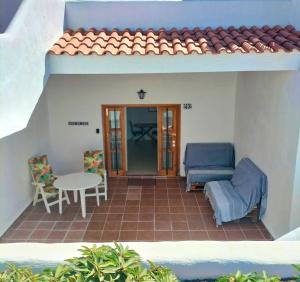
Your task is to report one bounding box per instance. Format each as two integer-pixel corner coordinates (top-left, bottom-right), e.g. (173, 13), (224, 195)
(0, 177), (272, 243)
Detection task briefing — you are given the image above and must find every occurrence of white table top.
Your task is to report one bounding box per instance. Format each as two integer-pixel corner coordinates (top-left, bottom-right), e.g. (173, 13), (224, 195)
(54, 172), (101, 191)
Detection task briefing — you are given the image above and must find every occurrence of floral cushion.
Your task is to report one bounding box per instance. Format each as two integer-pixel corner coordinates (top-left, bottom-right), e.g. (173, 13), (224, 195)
(84, 150), (105, 176)
(28, 155), (56, 187)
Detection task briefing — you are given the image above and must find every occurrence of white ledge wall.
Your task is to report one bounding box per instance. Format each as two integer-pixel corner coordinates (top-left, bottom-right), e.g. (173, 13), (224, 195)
(65, 0), (300, 30)
(0, 0), (65, 138)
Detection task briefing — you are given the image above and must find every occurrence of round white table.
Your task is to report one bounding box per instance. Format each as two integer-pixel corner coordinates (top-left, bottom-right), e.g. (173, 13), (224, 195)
(54, 172), (101, 218)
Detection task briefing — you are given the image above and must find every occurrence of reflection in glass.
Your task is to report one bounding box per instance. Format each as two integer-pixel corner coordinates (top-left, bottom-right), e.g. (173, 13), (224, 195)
(111, 152), (122, 170)
(109, 111), (120, 129)
(110, 131), (121, 150)
(163, 151), (173, 169)
(163, 132), (172, 149)
(163, 110), (173, 129)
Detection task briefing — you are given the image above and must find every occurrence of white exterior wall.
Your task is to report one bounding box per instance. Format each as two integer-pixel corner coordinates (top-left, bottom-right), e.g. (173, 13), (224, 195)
(0, 0), (64, 138)
(44, 73), (237, 175)
(0, 94), (50, 236)
(65, 0), (300, 30)
(234, 71), (300, 238)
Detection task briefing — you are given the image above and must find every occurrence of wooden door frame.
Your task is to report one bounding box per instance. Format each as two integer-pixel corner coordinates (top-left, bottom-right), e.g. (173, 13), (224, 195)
(101, 104), (181, 177)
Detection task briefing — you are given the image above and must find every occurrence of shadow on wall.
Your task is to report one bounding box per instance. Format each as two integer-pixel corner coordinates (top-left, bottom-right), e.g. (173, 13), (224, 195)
(0, 0), (23, 33)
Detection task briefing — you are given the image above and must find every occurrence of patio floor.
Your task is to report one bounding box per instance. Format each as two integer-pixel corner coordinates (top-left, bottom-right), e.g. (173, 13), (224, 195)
(0, 177), (272, 243)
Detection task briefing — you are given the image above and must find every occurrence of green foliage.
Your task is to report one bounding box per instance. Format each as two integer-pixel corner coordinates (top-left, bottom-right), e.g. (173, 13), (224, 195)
(0, 245), (299, 282)
(216, 270), (281, 282)
(292, 264), (300, 281)
(0, 242), (179, 282)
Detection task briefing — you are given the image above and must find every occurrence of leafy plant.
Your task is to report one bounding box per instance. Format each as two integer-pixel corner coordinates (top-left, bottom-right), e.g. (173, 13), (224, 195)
(216, 270), (281, 282)
(292, 264), (300, 281)
(0, 242), (179, 282)
(0, 263), (40, 282)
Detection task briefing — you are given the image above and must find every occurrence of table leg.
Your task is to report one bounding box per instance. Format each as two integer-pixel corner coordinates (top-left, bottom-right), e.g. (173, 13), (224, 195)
(74, 190), (78, 203)
(79, 189), (86, 218)
(95, 185), (99, 206)
(59, 188), (63, 214)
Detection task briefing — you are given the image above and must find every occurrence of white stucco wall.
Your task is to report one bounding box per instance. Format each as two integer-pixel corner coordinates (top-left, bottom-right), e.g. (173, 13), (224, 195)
(234, 71), (300, 239)
(0, 0), (64, 138)
(0, 93), (50, 236)
(44, 73), (237, 175)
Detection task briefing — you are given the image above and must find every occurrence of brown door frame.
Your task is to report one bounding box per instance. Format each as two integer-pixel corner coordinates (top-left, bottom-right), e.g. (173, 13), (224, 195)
(102, 104), (181, 177)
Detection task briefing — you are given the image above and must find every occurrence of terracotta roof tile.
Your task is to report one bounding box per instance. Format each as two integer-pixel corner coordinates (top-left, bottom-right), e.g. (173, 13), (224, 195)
(49, 25), (300, 56)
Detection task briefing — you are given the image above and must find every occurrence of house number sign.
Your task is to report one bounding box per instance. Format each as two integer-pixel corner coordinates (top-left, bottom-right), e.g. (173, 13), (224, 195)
(183, 103), (192, 110)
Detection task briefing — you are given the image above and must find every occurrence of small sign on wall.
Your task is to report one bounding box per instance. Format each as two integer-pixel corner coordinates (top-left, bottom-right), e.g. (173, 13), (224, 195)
(183, 103), (192, 110)
(68, 121), (89, 126)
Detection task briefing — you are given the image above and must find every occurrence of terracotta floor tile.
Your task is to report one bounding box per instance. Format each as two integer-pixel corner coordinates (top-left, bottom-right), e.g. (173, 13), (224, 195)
(225, 230), (246, 240)
(18, 220), (39, 230)
(137, 231), (154, 241)
(155, 231), (172, 241)
(107, 213), (123, 221)
(188, 220), (205, 230)
(138, 221), (154, 231)
(172, 231), (190, 240)
(172, 221), (189, 231)
(53, 221), (72, 230)
(119, 231), (137, 241)
(48, 230), (66, 240)
(70, 221), (89, 230)
(121, 222), (138, 231)
(11, 229), (32, 240)
(139, 213), (154, 221)
(155, 206), (170, 213)
(65, 230), (84, 241)
(104, 221), (122, 231)
(0, 177), (272, 243)
(37, 221), (55, 230)
(208, 231), (227, 240)
(87, 221), (106, 230)
(123, 213), (139, 221)
(155, 221), (172, 231)
(155, 213), (171, 221)
(243, 229), (266, 240)
(30, 229), (50, 240)
(91, 213), (107, 221)
(125, 206), (140, 213)
(189, 231), (209, 240)
(101, 231), (120, 241)
(83, 230), (102, 241)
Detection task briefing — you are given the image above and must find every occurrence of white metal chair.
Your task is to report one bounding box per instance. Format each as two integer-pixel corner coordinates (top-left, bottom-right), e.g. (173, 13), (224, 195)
(79, 150), (108, 204)
(28, 155), (70, 213)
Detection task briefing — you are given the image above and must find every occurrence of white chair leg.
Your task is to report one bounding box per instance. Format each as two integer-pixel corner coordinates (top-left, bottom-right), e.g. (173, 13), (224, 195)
(73, 190), (78, 203)
(104, 174), (108, 201)
(40, 189), (51, 213)
(59, 188), (63, 214)
(33, 187), (40, 206)
(64, 190), (71, 205)
(95, 185), (100, 206)
(79, 189), (86, 218)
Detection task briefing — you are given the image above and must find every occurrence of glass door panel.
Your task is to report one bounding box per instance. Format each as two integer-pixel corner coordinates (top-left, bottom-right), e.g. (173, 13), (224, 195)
(104, 106), (126, 176)
(158, 106), (179, 176)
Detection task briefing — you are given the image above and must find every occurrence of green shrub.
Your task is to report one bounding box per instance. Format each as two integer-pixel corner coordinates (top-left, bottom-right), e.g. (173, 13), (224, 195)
(216, 270), (281, 282)
(0, 244), (299, 282)
(0, 242), (179, 282)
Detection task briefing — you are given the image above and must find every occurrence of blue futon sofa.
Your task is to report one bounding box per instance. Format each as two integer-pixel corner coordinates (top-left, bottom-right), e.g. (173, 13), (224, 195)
(184, 143), (235, 191)
(204, 157), (268, 226)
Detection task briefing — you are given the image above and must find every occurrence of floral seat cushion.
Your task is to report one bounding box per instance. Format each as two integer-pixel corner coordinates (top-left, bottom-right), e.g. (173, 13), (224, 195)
(84, 150), (105, 176)
(28, 155), (57, 191)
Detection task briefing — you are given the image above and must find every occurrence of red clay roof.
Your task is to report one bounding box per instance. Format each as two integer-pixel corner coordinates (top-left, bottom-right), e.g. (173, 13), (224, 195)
(49, 25), (300, 56)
